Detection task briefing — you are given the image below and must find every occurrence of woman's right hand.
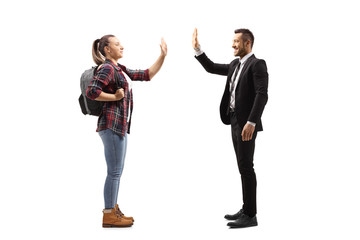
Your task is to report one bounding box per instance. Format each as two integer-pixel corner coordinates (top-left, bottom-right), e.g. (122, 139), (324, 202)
(114, 88), (125, 100)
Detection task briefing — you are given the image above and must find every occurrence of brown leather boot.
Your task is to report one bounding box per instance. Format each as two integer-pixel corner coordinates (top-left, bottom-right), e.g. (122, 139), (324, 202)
(115, 204), (134, 222)
(102, 208), (133, 228)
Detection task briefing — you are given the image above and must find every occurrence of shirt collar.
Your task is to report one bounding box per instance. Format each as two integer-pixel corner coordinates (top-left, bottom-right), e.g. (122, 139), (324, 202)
(105, 59), (121, 71)
(240, 52), (254, 64)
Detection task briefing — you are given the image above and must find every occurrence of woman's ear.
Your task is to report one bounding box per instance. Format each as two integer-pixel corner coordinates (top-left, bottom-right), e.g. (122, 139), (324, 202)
(104, 45), (110, 54)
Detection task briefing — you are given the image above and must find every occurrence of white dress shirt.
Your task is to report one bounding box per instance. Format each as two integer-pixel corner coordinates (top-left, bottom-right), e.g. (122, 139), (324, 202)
(230, 52), (253, 110)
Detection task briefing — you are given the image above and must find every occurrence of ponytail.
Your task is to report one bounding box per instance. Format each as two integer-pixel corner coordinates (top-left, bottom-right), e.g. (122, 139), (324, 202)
(92, 34), (115, 66)
(92, 39), (104, 65)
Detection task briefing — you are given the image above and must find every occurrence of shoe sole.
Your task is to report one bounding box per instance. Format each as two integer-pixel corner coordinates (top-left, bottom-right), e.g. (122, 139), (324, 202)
(228, 223), (258, 228)
(102, 223), (133, 228)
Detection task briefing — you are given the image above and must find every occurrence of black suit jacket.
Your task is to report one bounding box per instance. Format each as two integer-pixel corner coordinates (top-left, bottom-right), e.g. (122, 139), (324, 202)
(195, 53), (268, 131)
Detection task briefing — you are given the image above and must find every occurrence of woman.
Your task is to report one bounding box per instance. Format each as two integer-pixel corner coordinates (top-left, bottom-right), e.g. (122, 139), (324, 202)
(86, 34), (167, 228)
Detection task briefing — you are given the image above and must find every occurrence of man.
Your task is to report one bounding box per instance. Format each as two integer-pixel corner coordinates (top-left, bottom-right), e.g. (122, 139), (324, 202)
(192, 28), (268, 228)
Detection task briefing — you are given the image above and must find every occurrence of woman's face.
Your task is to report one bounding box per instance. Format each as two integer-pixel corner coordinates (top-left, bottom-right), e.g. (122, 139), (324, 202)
(105, 37), (124, 60)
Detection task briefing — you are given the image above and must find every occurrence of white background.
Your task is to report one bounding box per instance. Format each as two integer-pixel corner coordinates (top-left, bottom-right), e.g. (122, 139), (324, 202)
(1, 0), (359, 239)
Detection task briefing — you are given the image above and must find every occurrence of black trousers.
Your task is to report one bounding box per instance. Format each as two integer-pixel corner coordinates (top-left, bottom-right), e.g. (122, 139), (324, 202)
(230, 112), (257, 217)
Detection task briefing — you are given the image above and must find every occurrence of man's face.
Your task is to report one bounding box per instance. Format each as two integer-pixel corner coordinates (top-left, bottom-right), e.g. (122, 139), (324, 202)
(232, 33), (247, 58)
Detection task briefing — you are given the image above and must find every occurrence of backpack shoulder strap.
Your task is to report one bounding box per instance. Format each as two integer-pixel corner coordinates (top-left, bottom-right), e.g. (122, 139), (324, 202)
(95, 62), (121, 89)
(93, 63), (104, 75)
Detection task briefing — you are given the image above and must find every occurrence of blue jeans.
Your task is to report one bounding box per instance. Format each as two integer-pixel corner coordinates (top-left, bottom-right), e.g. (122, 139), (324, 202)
(99, 129), (127, 209)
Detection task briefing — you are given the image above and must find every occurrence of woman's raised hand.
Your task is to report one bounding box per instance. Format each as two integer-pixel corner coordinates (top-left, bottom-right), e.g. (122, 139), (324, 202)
(160, 38), (167, 57)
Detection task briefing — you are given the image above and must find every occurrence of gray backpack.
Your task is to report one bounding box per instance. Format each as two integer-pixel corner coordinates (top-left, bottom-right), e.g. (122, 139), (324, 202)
(78, 66), (103, 116)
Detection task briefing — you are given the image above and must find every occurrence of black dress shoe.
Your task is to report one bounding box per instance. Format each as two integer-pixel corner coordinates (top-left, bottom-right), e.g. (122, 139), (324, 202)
(227, 213), (258, 228)
(224, 209), (243, 220)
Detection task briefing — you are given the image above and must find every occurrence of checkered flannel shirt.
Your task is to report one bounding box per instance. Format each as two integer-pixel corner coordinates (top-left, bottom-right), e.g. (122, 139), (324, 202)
(86, 59), (150, 136)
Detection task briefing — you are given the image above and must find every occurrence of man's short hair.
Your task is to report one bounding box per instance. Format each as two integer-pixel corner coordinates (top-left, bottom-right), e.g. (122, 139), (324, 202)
(234, 29), (254, 48)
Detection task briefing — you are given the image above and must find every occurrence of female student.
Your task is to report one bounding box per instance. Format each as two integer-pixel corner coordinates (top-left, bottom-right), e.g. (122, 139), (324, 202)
(87, 34), (167, 228)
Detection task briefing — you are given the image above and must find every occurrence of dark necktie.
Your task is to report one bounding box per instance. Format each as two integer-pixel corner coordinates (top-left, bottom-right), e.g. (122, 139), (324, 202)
(230, 61), (241, 94)
(227, 61), (241, 113)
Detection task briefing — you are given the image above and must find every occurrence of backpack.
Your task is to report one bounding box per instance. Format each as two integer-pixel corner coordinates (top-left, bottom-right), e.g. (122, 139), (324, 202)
(78, 65), (103, 116)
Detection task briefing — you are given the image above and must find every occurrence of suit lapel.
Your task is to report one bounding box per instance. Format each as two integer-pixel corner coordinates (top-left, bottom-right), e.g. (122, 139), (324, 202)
(227, 59), (240, 84)
(238, 54), (255, 83)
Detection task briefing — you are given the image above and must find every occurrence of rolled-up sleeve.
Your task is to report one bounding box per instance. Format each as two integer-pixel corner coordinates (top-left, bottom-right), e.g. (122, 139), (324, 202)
(120, 65), (150, 81)
(86, 65), (113, 100)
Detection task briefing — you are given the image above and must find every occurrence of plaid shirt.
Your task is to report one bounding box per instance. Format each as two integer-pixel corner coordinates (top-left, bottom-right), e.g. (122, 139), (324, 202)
(86, 59), (150, 136)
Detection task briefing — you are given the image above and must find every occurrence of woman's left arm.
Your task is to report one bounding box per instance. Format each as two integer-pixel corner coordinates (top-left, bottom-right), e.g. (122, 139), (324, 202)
(120, 39), (167, 81)
(148, 38), (167, 80)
